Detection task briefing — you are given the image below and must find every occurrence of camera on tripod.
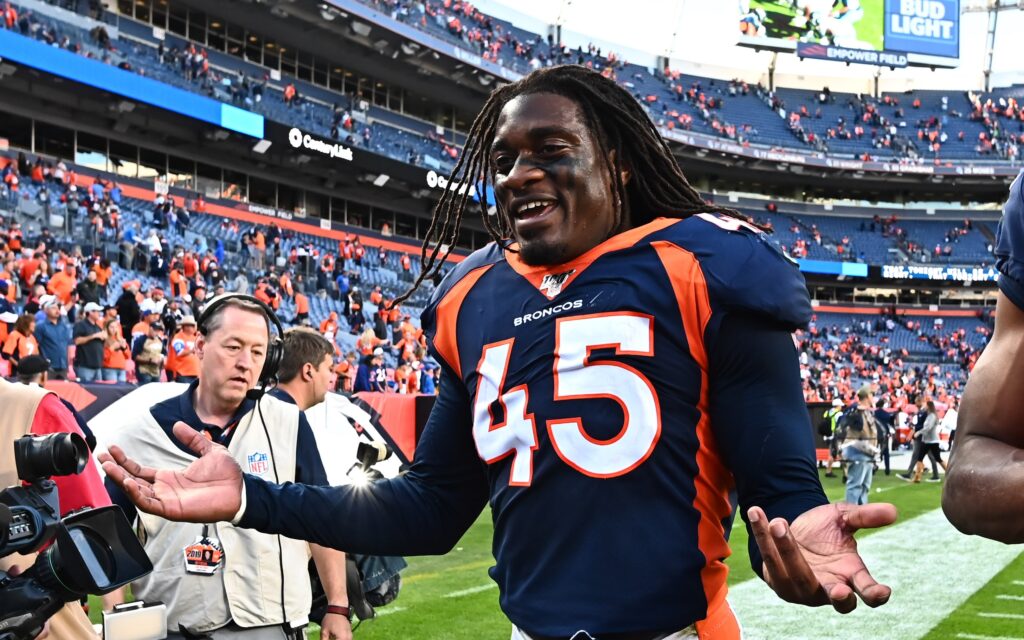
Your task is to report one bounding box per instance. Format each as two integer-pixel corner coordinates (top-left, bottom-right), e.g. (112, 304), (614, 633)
(0, 433), (152, 640)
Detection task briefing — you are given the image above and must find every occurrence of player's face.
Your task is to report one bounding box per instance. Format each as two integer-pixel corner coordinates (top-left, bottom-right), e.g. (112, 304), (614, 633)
(491, 93), (622, 266)
(197, 307), (269, 407)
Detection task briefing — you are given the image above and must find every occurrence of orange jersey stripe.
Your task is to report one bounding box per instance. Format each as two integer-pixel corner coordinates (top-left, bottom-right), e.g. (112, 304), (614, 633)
(652, 240), (737, 637)
(504, 218), (679, 293)
(432, 264), (494, 379)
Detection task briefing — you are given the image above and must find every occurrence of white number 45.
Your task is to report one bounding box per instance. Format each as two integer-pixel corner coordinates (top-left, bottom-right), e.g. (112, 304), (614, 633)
(472, 313), (661, 486)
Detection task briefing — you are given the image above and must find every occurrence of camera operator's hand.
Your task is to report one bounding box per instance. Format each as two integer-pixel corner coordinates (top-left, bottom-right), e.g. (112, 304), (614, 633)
(748, 502), (898, 614)
(100, 422), (243, 523)
(7, 566), (51, 639)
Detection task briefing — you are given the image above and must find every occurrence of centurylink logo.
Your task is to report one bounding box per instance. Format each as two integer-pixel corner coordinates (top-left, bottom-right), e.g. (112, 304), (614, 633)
(287, 127), (353, 161)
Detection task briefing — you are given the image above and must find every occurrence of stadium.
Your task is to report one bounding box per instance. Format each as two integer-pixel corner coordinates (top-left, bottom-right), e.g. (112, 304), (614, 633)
(0, 0), (1022, 638)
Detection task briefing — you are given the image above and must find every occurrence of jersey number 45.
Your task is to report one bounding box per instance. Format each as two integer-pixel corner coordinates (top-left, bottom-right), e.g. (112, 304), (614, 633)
(472, 312), (661, 486)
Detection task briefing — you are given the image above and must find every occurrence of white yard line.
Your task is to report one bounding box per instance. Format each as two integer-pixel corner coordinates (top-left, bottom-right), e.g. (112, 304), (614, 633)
(372, 606), (407, 617)
(995, 594), (1024, 601)
(978, 612), (1024, 620)
(442, 583), (499, 599)
(956, 634), (1024, 640)
(728, 509), (1024, 640)
(1012, 580), (1024, 587)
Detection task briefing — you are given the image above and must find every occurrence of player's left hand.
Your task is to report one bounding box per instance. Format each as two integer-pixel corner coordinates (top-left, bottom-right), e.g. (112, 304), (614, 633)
(748, 502), (898, 614)
(319, 612), (353, 640)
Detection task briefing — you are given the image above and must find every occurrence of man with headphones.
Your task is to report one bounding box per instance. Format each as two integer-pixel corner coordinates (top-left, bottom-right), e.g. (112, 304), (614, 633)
(103, 294), (351, 639)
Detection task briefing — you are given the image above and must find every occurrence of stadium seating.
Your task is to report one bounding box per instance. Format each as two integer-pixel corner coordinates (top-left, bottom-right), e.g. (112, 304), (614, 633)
(6, 1), (1023, 167)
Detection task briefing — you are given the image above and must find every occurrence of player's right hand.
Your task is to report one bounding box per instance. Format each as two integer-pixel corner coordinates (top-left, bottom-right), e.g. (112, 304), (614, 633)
(100, 421), (243, 523)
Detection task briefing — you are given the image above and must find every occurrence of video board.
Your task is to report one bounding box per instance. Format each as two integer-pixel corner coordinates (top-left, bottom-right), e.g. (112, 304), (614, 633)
(738, 0), (959, 67)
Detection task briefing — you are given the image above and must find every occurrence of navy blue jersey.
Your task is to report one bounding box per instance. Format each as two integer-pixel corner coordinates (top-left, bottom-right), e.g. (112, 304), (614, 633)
(238, 215), (827, 637)
(996, 170), (1024, 310)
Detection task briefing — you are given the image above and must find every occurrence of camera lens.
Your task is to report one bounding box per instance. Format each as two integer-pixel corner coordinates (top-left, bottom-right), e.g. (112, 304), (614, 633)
(14, 433), (89, 480)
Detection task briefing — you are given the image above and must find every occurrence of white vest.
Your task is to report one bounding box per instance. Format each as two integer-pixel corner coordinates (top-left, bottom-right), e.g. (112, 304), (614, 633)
(114, 393), (312, 633)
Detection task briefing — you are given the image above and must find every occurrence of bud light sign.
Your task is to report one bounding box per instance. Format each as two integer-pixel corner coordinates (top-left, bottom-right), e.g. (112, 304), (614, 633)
(884, 0), (959, 59)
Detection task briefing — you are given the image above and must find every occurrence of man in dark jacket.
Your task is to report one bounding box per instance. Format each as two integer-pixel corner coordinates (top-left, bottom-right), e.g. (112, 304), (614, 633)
(116, 283), (141, 341)
(75, 270), (102, 305)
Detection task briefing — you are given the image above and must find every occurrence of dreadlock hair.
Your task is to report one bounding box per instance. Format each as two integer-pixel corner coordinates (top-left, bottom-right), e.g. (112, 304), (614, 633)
(394, 64), (748, 306)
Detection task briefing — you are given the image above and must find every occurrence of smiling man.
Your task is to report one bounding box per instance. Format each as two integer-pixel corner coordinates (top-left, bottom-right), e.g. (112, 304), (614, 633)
(103, 66), (896, 639)
(102, 295), (349, 640)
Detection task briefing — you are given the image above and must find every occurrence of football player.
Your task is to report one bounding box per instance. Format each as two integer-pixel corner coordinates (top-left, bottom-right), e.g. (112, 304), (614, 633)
(102, 65), (896, 639)
(943, 170), (1024, 543)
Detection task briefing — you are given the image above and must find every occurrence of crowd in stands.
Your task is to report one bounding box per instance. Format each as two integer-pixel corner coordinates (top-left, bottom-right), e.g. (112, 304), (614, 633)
(752, 203), (994, 265)
(0, 155), (444, 395)
(796, 308), (991, 417)
(5, 0), (1024, 168)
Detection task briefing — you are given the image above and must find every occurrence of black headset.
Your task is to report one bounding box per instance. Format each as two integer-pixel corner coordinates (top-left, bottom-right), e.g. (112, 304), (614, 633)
(196, 293), (284, 395)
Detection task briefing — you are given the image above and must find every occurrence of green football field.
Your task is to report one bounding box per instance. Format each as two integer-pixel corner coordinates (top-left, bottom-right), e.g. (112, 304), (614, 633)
(89, 467), (1024, 639)
(749, 0), (885, 51)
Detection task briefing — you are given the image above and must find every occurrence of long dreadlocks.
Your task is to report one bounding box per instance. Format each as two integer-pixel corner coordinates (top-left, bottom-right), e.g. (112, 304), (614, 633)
(394, 64), (746, 306)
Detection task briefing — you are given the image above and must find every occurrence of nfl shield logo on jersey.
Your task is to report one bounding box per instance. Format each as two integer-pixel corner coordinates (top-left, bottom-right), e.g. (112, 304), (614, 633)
(539, 269), (575, 299)
(247, 452), (270, 475)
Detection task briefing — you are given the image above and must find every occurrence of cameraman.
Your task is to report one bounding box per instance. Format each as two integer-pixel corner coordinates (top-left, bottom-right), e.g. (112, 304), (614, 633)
(272, 328), (351, 640)
(102, 296), (348, 639)
(0, 374), (110, 639)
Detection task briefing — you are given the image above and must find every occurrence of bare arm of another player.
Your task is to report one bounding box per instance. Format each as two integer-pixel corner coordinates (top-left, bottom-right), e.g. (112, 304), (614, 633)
(943, 292), (1024, 543)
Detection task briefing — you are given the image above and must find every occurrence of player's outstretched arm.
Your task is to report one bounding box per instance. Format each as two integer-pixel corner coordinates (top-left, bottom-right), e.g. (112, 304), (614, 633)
(709, 313), (897, 612)
(100, 421), (244, 522)
(101, 370), (490, 555)
(943, 292), (1024, 543)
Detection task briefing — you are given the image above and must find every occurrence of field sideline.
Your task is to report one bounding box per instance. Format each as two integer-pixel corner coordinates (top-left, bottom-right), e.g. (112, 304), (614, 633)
(88, 468), (1023, 639)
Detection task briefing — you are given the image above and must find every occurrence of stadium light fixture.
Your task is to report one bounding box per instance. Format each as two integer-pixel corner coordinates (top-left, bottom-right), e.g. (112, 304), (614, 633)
(252, 139), (272, 154)
(373, 174), (390, 187)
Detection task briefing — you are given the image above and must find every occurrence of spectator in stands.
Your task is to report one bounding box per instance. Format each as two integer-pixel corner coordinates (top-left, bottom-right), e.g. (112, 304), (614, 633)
(190, 286), (209, 318)
(48, 262), (77, 306)
(348, 287), (364, 333)
(294, 289), (310, 325)
(116, 282), (141, 341)
(167, 315), (200, 384)
(419, 361), (437, 395)
(72, 302), (106, 382)
(35, 295), (71, 379)
(101, 319), (130, 383)
(141, 287), (168, 317)
(131, 320), (166, 385)
(75, 269), (102, 305)
(839, 386), (880, 505)
(2, 313), (38, 375)
(353, 348), (385, 393)
(334, 351), (358, 393)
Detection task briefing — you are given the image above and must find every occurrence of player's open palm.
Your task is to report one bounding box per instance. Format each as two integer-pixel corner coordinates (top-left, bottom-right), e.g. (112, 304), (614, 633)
(100, 421), (244, 523)
(748, 502), (898, 613)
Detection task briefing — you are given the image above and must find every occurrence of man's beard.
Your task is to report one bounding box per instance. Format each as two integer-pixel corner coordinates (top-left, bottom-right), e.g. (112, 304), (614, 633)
(518, 237), (571, 266)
